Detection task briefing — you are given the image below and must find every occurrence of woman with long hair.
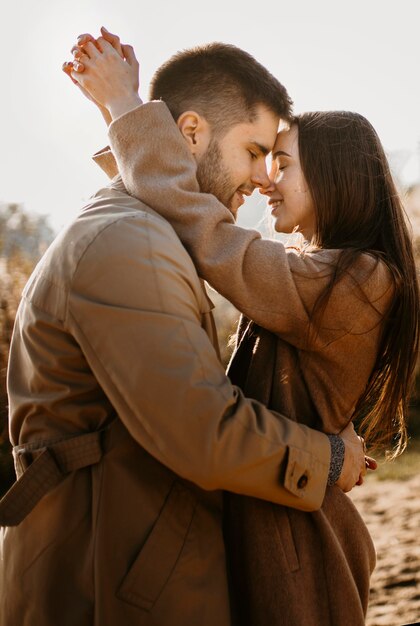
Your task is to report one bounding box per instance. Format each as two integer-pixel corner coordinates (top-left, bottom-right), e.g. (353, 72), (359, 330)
(68, 36), (419, 625)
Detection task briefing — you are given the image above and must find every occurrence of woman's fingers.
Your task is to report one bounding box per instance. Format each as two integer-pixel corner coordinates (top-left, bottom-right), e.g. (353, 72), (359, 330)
(73, 33), (104, 59)
(77, 33), (96, 47)
(64, 29), (142, 115)
(70, 65), (86, 86)
(72, 28), (129, 63)
(71, 45), (87, 60)
(71, 46), (89, 72)
(63, 58), (80, 86)
(100, 26), (124, 57)
(65, 57), (86, 73)
(63, 60), (85, 80)
(62, 61), (72, 75)
(121, 44), (139, 91)
(122, 44), (139, 67)
(354, 455), (378, 486)
(82, 41), (100, 59)
(62, 61), (79, 84)
(365, 456), (378, 471)
(72, 61), (86, 73)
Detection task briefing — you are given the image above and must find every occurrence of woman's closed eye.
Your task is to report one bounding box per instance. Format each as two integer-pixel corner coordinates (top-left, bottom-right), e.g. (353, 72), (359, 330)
(274, 164), (286, 182)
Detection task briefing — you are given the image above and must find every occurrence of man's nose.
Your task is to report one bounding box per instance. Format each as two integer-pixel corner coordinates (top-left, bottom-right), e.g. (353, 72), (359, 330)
(251, 163), (273, 193)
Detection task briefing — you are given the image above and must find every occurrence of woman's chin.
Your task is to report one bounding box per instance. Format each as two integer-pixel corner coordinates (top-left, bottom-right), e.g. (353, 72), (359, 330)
(273, 219), (295, 235)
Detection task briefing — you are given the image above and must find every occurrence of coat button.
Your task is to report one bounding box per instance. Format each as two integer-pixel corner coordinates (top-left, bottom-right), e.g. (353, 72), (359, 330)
(297, 474), (308, 489)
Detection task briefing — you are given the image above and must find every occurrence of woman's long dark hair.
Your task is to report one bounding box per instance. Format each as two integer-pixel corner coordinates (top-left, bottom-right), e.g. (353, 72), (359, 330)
(295, 111), (419, 457)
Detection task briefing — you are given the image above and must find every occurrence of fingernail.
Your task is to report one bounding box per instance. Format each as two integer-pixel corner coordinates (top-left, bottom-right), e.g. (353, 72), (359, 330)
(101, 26), (109, 32)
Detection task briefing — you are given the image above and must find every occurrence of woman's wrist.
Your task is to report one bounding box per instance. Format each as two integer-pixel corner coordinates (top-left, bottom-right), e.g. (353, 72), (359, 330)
(99, 105), (112, 127)
(108, 94), (143, 122)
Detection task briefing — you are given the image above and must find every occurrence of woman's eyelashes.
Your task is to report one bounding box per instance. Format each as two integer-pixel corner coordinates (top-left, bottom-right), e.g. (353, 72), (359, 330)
(274, 164), (286, 183)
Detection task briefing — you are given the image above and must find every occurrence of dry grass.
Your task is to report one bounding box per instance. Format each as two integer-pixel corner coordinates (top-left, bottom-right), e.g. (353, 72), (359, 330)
(370, 440), (420, 481)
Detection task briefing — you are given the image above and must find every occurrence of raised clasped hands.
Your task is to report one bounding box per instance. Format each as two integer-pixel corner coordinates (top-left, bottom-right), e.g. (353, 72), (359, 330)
(62, 26), (142, 124)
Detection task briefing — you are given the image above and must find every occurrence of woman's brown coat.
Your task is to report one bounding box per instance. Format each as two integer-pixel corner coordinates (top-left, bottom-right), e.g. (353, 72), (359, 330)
(104, 101), (395, 625)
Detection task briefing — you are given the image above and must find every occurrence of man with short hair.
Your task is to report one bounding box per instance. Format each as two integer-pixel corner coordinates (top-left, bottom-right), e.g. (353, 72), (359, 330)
(0, 34), (366, 626)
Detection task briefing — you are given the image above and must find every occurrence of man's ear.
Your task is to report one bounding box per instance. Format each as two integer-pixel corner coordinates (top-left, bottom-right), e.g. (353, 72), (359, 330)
(177, 111), (211, 158)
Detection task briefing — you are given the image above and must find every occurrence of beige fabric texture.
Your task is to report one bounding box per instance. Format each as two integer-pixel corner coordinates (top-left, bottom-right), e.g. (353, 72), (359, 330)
(100, 101), (395, 625)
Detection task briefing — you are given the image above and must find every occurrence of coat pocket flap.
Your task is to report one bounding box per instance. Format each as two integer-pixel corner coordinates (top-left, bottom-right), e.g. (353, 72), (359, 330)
(117, 481), (197, 611)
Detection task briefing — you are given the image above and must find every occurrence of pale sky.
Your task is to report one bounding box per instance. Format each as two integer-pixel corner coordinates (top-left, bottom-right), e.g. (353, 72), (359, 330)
(2, 0), (420, 231)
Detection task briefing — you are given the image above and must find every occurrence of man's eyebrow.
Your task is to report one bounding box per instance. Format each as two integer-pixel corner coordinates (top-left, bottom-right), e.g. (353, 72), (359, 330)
(272, 149), (291, 159)
(250, 141), (271, 157)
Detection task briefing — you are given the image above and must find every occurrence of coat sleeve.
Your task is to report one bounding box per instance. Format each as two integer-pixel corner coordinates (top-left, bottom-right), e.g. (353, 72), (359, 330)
(66, 210), (330, 511)
(104, 102), (392, 350)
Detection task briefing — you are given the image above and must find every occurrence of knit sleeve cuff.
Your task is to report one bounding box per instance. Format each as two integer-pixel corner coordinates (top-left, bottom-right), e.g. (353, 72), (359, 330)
(326, 434), (345, 486)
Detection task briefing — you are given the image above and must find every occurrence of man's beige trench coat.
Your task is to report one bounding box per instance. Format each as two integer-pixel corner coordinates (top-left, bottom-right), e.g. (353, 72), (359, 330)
(0, 173), (331, 625)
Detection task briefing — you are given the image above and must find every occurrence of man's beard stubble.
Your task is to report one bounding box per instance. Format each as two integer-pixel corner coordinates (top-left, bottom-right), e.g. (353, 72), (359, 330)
(196, 139), (236, 211)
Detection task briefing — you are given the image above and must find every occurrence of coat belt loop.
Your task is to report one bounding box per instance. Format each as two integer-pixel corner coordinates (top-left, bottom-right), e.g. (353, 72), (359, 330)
(0, 420), (116, 527)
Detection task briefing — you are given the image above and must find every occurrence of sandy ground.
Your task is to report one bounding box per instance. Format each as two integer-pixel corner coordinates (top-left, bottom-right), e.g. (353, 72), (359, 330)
(349, 474), (420, 626)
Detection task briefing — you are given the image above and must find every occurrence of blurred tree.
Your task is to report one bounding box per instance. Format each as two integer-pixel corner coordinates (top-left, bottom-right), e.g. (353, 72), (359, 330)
(0, 203), (54, 495)
(0, 202), (54, 260)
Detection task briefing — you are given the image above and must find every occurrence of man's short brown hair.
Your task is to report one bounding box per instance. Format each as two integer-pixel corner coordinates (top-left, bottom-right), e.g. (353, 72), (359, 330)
(149, 42), (293, 135)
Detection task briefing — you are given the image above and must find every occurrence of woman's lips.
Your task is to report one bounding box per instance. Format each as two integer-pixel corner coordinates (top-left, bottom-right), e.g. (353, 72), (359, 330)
(270, 200), (283, 214)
